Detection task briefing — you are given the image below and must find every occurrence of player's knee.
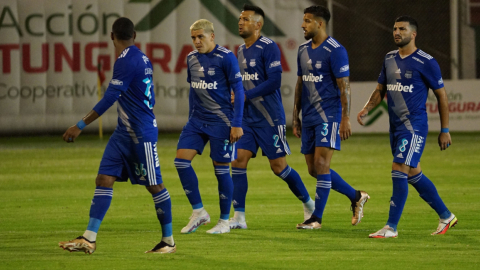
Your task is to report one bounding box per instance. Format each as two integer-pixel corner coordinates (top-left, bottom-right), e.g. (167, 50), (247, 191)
(95, 174), (116, 188)
(270, 164), (285, 175)
(314, 159), (330, 175)
(308, 168), (317, 178)
(146, 183), (165, 194)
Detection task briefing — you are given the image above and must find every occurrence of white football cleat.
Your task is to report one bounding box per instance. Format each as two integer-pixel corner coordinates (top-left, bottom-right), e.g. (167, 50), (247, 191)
(432, 213), (457, 235)
(181, 209), (210, 234)
(206, 219), (230, 234)
(229, 218), (247, 229)
(369, 225), (398, 238)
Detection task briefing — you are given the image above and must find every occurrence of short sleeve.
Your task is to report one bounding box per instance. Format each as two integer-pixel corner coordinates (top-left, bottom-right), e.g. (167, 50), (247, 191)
(264, 43), (282, 75)
(377, 59), (387, 85)
(109, 58), (135, 92)
(331, 47), (350, 78)
(225, 52), (242, 83)
(422, 59), (444, 90)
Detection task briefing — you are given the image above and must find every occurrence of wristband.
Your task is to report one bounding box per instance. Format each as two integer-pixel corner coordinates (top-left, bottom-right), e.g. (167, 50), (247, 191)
(76, 119), (87, 130)
(441, 128), (449, 133)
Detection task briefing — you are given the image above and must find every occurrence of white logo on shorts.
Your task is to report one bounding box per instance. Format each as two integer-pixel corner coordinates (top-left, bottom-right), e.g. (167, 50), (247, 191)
(321, 137), (328, 143)
(223, 153), (230, 158)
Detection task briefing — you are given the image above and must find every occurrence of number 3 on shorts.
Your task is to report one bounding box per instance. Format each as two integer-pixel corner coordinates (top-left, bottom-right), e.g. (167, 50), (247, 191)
(321, 123), (329, 136)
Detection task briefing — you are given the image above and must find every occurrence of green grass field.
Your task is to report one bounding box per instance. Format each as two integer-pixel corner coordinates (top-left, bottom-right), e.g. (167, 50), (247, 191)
(0, 132), (479, 269)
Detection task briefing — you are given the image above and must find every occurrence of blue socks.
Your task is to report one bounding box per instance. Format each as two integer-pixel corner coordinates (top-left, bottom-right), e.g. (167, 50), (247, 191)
(215, 165), (233, 220)
(174, 158), (203, 209)
(232, 167), (247, 212)
(84, 186), (113, 241)
(408, 172), (451, 219)
(313, 173), (331, 218)
(152, 189), (173, 238)
(386, 171), (408, 231)
(330, 169), (357, 201)
(277, 166), (310, 203)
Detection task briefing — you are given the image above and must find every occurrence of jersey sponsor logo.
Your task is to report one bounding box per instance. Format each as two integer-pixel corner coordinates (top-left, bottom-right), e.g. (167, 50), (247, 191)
(110, 79), (123, 85)
(303, 73), (323, 82)
(387, 82), (414, 93)
(242, 72), (259, 81)
(405, 70), (412, 79)
(145, 68), (153, 75)
(323, 46), (331, 52)
(315, 61), (322, 69)
(250, 59), (256, 67)
(142, 55), (149, 64)
(208, 68), (215, 76)
(412, 56), (424, 64)
(438, 78), (444, 85)
(340, 65), (349, 73)
(191, 80), (218, 89)
(270, 61), (281, 68)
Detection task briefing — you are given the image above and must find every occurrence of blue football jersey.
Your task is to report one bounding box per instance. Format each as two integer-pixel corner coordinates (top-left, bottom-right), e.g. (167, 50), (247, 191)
(378, 49), (444, 132)
(187, 45), (242, 127)
(109, 45), (157, 142)
(237, 36), (285, 127)
(297, 37), (350, 127)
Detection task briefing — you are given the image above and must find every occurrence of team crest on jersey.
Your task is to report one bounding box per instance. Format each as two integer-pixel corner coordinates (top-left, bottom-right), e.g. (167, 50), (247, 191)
(208, 68), (215, 76)
(315, 61), (322, 69)
(405, 70), (412, 79)
(142, 55), (149, 64)
(250, 59), (256, 67)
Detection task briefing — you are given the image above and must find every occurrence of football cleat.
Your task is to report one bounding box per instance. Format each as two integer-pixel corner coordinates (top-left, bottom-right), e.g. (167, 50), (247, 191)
(59, 236), (96, 254)
(181, 209), (210, 234)
(145, 241), (176, 254)
(432, 213), (457, 235)
(369, 225), (398, 238)
(206, 219), (230, 234)
(351, 190), (370, 226)
(296, 215), (322, 229)
(228, 218), (247, 229)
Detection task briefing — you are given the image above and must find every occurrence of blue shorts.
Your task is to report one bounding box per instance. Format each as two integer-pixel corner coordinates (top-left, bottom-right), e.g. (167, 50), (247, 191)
(236, 124), (291, 160)
(177, 120), (236, 163)
(98, 132), (162, 186)
(390, 129), (427, 168)
(301, 122), (341, 154)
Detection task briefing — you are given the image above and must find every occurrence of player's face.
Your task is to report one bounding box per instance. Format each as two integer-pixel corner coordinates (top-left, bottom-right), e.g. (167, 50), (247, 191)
(393, 22), (415, 48)
(302, 13), (319, 40)
(191, 29), (215, 54)
(238, 10), (257, 39)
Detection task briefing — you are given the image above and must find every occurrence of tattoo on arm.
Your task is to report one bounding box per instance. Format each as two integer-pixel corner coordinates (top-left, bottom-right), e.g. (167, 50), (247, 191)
(337, 77), (351, 117)
(364, 84), (386, 112)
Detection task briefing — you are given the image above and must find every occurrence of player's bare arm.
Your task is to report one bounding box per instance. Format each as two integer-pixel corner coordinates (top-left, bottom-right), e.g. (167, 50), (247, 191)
(293, 76), (303, 138)
(433, 87), (452, 150)
(336, 76), (352, 140)
(63, 110), (100, 143)
(357, 83), (387, 125)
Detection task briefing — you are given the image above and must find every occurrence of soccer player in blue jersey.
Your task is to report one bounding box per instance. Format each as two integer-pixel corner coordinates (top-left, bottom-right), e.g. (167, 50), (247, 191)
(228, 4), (315, 230)
(58, 17), (175, 254)
(293, 6), (370, 230)
(175, 19), (244, 234)
(358, 16), (457, 238)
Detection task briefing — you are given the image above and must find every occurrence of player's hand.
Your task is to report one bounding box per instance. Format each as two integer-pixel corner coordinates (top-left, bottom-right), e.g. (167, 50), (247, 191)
(231, 91), (235, 104)
(63, 125), (82, 143)
(357, 108), (369, 126)
(339, 117), (352, 141)
(230, 127), (243, 143)
(293, 118), (302, 138)
(438, 132), (452, 151)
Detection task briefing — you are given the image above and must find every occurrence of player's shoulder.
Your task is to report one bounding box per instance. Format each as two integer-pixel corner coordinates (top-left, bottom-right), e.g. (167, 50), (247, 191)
(216, 45), (233, 55)
(414, 49), (437, 64)
(298, 39), (311, 52)
(384, 50), (399, 60)
(324, 36), (344, 50)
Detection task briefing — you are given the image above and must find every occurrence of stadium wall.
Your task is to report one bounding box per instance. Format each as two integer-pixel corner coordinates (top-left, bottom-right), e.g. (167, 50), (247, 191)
(1, 0), (479, 135)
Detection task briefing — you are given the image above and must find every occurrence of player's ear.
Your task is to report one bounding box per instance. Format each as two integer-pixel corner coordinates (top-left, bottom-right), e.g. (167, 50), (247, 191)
(110, 32), (114, 41)
(211, 32), (215, 41)
(133, 31), (136, 41)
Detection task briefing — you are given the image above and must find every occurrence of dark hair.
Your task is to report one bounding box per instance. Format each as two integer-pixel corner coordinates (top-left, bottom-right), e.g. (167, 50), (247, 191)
(395, 15), (418, 32)
(242, 3), (265, 19)
(112, 17), (135, 40)
(304, 5), (330, 24)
